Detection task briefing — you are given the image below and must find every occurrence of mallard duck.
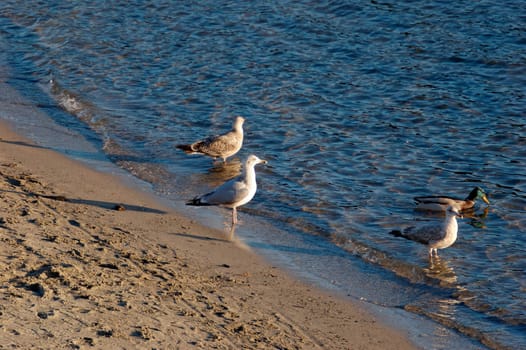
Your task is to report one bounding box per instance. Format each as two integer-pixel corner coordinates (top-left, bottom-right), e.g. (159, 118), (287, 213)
(390, 206), (462, 257)
(177, 116), (244, 162)
(414, 186), (490, 212)
(187, 155), (267, 239)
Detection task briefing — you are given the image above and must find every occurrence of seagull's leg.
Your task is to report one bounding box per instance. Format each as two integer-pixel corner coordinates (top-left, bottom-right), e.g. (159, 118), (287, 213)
(232, 207), (238, 224)
(228, 208), (238, 241)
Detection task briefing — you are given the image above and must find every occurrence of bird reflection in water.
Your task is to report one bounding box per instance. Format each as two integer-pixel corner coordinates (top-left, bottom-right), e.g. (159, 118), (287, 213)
(462, 207), (489, 229)
(207, 158), (243, 186)
(424, 257), (458, 286)
(423, 258), (465, 323)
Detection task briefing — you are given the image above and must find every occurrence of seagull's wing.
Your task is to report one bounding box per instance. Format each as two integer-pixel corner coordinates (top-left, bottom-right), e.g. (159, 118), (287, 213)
(402, 224), (444, 245)
(201, 178), (249, 206)
(193, 131), (240, 157)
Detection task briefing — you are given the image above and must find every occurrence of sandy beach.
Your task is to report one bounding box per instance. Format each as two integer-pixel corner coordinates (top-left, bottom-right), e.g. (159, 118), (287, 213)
(0, 120), (418, 349)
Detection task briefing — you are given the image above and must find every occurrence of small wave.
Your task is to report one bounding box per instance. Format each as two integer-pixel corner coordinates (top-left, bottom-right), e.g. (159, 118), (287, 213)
(49, 78), (106, 128)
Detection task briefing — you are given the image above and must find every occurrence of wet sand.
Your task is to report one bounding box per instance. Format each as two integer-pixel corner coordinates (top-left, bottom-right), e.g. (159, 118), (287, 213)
(0, 120), (418, 349)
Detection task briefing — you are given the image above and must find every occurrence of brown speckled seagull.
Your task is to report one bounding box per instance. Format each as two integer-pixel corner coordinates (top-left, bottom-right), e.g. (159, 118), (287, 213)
(177, 116), (245, 162)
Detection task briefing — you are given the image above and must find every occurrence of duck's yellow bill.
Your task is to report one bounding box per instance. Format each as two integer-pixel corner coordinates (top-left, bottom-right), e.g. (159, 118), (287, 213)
(482, 194), (490, 205)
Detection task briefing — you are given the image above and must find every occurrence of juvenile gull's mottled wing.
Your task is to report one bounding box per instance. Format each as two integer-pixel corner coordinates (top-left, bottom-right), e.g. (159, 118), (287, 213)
(191, 132), (242, 159)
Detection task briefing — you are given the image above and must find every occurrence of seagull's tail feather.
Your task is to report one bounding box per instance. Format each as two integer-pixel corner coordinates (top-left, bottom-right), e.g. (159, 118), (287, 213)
(176, 144), (195, 154)
(389, 227), (426, 244)
(186, 196), (212, 206)
(389, 229), (414, 241)
(186, 196), (202, 206)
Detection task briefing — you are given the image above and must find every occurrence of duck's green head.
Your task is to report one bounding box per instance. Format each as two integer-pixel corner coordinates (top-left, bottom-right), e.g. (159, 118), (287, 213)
(469, 187), (490, 204)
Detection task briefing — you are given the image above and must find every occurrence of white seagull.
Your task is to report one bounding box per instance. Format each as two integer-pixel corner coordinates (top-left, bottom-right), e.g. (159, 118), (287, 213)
(390, 206), (463, 258)
(187, 154), (267, 239)
(177, 116), (245, 162)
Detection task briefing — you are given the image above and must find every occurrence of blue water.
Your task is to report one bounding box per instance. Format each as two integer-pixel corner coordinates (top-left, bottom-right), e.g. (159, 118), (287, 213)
(1, 1), (525, 348)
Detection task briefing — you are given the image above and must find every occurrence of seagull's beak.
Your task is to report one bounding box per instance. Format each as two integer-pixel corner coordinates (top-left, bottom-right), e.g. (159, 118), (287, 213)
(481, 194), (490, 205)
(260, 159), (268, 165)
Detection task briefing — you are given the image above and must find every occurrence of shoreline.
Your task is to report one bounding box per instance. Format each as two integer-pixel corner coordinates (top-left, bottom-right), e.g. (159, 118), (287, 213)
(0, 106), (418, 348)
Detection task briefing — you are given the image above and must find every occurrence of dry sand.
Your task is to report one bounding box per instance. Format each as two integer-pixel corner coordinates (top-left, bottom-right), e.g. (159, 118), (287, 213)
(0, 122), (418, 349)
